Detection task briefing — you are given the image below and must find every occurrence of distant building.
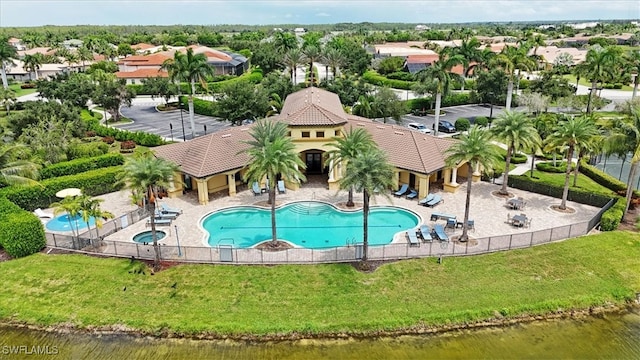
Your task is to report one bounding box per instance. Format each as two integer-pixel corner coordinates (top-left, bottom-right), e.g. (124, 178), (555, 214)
(8, 37), (25, 51)
(415, 25), (430, 31)
(294, 28), (306, 35)
(62, 39), (83, 49)
(567, 22), (599, 30)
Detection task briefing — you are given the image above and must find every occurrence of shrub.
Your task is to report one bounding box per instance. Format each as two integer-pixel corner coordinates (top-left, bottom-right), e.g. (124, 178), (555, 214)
(40, 153), (124, 179)
(474, 116), (489, 127)
(362, 70), (414, 90)
(455, 118), (470, 131)
(579, 160), (628, 194)
(20, 83), (36, 89)
(85, 130), (96, 137)
(441, 93), (472, 107)
(507, 175), (613, 208)
(102, 136), (115, 144)
(67, 141), (110, 160)
(536, 161), (574, 173)
(179, 96), (218, 117)
(0, 212), (45, 258)
(600, 197), (625, 231)
(120, 140), (136, 153)
(511, 153), (528, 164)
(386, 71), (415, 81)
(0, 166), (124, 211)
(83, 118), (165, 147)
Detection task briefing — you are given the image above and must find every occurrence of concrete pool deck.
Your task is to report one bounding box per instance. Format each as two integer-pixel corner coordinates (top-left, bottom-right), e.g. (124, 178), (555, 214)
(44, 181), (602, 254)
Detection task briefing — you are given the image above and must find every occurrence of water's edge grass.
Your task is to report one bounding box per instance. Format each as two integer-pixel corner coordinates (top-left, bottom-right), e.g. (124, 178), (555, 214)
(1, 230), (639, 340)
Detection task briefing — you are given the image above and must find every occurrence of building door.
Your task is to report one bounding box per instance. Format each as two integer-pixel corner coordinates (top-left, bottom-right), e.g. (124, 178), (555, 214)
(306, 153), (322, 174)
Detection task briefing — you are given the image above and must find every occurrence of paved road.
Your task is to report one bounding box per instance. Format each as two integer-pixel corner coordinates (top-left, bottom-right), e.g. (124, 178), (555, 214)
(119, 102), (230, 141)
(400, 103), (511, 133)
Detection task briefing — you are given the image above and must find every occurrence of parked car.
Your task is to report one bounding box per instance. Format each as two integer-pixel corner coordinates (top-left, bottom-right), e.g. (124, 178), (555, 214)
(438, 121), (456, 134)
(407, 122), (432, 134)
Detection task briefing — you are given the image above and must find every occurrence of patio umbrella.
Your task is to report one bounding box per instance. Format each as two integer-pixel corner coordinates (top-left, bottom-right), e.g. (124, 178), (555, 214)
(55, 188), (82, 198)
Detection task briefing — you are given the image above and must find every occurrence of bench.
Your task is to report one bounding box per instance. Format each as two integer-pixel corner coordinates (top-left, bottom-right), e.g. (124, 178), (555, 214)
(430, 212), (456, 222)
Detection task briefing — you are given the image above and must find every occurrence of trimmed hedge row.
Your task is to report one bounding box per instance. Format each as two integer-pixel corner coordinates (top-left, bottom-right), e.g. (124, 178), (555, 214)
(126, 69), (263, 96)
(536, 161), (574, 173)
(84, 118), (166, 147)
(0, 197), (45, 258)
(0, 166), (124, 212)
(404, 93), (475, 111)
(600, 197), (626, 231)
(362, 70), (414, 90)
(40, 153), (125, 180)
(578, 161), (628, 194)
(179, 96), (218, 117)
(507, 175), (613, 208)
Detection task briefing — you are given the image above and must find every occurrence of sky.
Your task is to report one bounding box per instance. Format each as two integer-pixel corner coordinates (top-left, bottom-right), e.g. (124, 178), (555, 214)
(0, 0), (639, 27)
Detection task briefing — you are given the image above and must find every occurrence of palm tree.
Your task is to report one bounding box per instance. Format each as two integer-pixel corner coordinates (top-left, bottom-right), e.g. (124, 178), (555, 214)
(282, 48), (304, 85)
(338, 147), (395, 262)
(0, 87), (16, 115)
(161, 48), (213, 138)
(602, 105), (640, 214)
(571, 115), (602, 187)
(491, 45), (536, 111)
(579, 46), (622, 113)
(453, 37), (481, 91)
(491, 111), (541, 195)
(50, 196), (82, 237)
(242, 119), (306, 245)
(326, 127), (374, 207)
(119, 153), (179, 270)
(273, 32), (298, 53)
(445, 125), (501, 242)
(0, 144), (39, 185)
(415, 53), (464, 135)
(77, 195), (114, 246)
(22, 54), (42, 80)
(301, 45), (322, 86)
(76, 45), (94, 71)
(546, 115), (599, 210)
(323, 48), (344, 81)
(0, 38), (18, 89)
(623, 50), (640, 100)
(352, 95), (375, 118)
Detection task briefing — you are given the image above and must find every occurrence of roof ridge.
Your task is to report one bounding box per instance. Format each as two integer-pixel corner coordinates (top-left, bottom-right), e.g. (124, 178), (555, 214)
(197, 134), (218, 177)
(411, 132), (429, 173)
(312, 103), (347, 124)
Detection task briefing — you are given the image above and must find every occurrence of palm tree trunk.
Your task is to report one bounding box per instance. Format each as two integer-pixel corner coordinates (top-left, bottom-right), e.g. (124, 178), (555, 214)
(632, 75), (638, 100)
(529, 147), (536, 178)
(572, 151), (582, 187)
(587, 80), (597, 114)
(347, 187), (354, 207)
(461, 69), (466, 92)
(560, 146), (574, 210)
(270, 186), (277, 244)
(189, 81), (197, 138)
(362, 190), (370, 262)
(500, 145), (513, 194)
(460, 163), (473, 242)
(149, 187), (161, 271)
(434, 92), (442, 136)
(293, 67), (297, 85)
(1, 64), (8, 89)
(506, 79), (514, 111)
(34, 68), (39, 80)
(624, 161), (639, 215)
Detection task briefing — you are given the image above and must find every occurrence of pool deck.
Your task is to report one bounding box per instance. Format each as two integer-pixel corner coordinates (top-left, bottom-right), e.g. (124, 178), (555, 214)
(43, 181), (602, 252)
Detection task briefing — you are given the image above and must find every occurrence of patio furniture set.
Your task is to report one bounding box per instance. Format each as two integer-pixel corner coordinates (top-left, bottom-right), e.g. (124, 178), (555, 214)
(252, 181), (287, 196)
(393, 185), (444, 207)
(505, 197), (531, 228)
(146, 203), (183, 227)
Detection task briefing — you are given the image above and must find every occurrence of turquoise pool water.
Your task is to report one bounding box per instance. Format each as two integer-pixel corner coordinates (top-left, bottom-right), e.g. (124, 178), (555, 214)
(45, 213), (96, 232)
(133, 230), (167, 244)
(201, 201), (420, 249)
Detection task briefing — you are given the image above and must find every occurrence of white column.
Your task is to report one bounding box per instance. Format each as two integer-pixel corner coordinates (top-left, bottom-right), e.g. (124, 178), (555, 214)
(328, 159), (334, 181)
(451, 167), (458, 185)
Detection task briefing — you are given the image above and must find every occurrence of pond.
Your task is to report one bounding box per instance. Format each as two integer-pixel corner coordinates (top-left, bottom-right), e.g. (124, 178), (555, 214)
(1, 309), (638, 359)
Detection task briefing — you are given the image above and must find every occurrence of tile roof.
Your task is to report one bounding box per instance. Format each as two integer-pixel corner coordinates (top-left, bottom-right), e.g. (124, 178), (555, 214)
(115, 68), (168, 78)
(276, 87), (348, 126)
(118, 53), (170, 66)
(405, 54), (439, 64)
(132, 43), (156, 50)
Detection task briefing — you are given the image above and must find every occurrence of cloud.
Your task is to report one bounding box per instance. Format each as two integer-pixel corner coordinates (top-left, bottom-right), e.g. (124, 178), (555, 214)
(315, 12), (331, 17)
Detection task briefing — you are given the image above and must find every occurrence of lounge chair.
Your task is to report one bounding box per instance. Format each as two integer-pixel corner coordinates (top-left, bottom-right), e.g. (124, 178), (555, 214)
(34, 208), (54, 219)
(277, 180), (286, 194)
(434, 224), (449, 242)
(419, 225), (433, 242)
(445, 218), (456, 230)
(252, 182), (262, 196)
(394, 184), (409, 197)
(418, 193), (435, 206)
(154, 210), (178, 220)
(407, 229), (420, 247)
(160, 203), (182, 215)
(406, 189), (418, 200)
(425, 194), (443, 207)
(147, 218), (171, 227)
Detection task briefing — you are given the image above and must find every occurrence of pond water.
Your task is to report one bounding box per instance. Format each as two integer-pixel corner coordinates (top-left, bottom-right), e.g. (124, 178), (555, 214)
(1, 309), (638, 359)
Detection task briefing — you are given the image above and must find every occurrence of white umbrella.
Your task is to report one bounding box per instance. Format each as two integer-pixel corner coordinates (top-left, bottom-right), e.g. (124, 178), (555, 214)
(55, 188), (82, 198)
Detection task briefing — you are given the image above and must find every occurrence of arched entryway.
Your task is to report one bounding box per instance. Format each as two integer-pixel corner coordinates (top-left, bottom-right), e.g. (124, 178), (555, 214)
(300, 149), (329, 187)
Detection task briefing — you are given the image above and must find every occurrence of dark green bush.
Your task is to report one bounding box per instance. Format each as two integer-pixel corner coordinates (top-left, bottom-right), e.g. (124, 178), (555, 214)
(511, 153), (528, 164)
(455, 118), (470, 131)
(600, 197), (625, 231)
(84, 118), (166, 147)
(578, 161), (628, 193)
(40, 153), (124, 179)
(0, 166), (124, 211)
(507, 175), (612, 208)
(179, 96), (218, 117)
(536, 161), (574, 173)
(66, 141), (110, 160)
(0, 212), (46, 258)
(441, 93), (472, 107)
(386, 71), (415, 81)
(474, 116), (489, 127)
(0, 197), (22, 219)
(362, 70), (414, 90)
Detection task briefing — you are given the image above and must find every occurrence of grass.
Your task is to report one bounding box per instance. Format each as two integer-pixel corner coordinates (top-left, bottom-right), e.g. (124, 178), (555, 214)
(522, 169), (615, 195)
(0, 231), (638, 336)
(8, 83), (38, 97)
(563, 75), (633, 92)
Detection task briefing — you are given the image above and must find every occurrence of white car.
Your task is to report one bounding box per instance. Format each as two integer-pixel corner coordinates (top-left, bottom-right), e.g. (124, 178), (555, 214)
(407, 122), (432, 134)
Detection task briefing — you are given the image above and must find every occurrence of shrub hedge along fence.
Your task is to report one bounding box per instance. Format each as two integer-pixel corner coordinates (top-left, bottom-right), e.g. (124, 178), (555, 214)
(40, 153), (125, 180)
(0, 197), (45, 258)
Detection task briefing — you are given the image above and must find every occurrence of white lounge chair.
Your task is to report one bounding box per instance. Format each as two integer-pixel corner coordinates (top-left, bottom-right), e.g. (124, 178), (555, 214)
(34, 208), (54, 219)
(160, 203), (182, 214)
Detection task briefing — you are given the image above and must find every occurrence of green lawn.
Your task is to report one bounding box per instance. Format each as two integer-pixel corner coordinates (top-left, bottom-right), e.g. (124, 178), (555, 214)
(8, 83), (37, 97)
(521, 169), (615, 196)
(563, 75), (633, 92)
(0, 231), (638, 336)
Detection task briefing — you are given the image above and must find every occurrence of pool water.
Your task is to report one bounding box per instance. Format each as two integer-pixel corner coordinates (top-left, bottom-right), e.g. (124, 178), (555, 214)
(133, 230), (167, 244)
(201, 201), (420, 249)
(45, 213), (96, 232)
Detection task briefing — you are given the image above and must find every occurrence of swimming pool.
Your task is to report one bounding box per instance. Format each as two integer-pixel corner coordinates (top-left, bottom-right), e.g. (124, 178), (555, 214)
(45, 213), (96, 232)
(201, 201), (420, 249)
(133, 230), (167, 244)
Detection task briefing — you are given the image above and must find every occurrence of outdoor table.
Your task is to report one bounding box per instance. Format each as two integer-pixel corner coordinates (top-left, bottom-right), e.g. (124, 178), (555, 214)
(512, 214), (527, 227)
(507, 199), (523, 210)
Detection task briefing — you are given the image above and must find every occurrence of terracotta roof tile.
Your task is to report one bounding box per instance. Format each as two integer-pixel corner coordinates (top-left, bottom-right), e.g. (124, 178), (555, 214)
(405, 54), (439, 64)
(118, 53), (170, 66)
(115, 69), (168, 78)
(132, 43), (155, 50)
(278, 87), (348, 126)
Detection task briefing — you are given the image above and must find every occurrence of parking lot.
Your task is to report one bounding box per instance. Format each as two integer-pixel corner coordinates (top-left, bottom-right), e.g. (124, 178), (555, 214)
(400, 104), (509, 134)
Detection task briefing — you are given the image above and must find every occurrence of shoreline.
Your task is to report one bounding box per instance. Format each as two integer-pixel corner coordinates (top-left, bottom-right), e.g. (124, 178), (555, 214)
(2, 302), (638, 342)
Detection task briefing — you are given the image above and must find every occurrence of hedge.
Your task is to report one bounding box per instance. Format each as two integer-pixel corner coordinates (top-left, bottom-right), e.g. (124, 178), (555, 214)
(507, 175), (613, 208)
(454, 118), (470, 131)
(474, 116), (489, 127)
(40, 153), (125, 180)
(126, 69), (263, 96)
(536, 161), (574, 173)
(0, 166), (124, 211)
(404, 93), (475, 111)
(600, 197), (625, 231)
(578, 161), (628, 194)
(178, 96), (218, 117)
(362, 70), (414, 90)
(84, 118), (166, 147)
(0, 212), (46, 258)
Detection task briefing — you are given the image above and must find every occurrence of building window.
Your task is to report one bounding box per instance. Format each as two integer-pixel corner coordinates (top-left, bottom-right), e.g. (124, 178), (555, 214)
(302, 131), (310, 138)
(316, 131), (324, 138)
(335, 130), (341, 137)
(287, 131), (291, 137)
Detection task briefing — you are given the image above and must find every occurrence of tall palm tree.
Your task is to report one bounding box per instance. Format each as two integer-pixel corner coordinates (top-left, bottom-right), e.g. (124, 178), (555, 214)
(282, 48), (304, 85)
(22, 54), (42, 80)
(119, 153), (179, 270)
(273, 32), (298, 53)
(623, 50), (640, 100)
(453, 37), (481, 91)
(352, 95), (375, 118)
(579, 45), (622, 113)
(491, 111), (541, 195)
(50, 196), (82, 237)
(76, 45), (94, 71)
(571, 115), (602, 187)
(602, 105), (640, 214)
(0, 38), (18, 89)
(242, 119), (306, 245)
(326, 127), (374, 207)
(323, 48), (344, 81)
(445, 126), (501, 242)
(415, 53), (464, 135)
(338, 147), (394, 261)
(77, 195), (114, 245)
(491, 45), (536, 111)
(546, 115), (599, 210)
(301, 45), (321, 86)
(161, 48), (213, 138)
(0, 144), (39, 186)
